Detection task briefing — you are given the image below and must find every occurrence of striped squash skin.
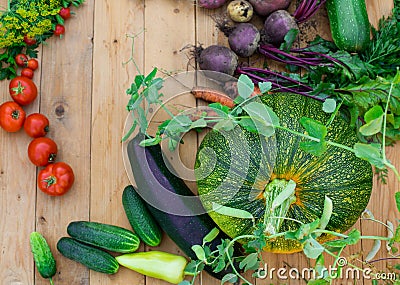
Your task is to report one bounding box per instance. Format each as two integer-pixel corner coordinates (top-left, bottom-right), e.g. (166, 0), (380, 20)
(195, 93), (373, 253)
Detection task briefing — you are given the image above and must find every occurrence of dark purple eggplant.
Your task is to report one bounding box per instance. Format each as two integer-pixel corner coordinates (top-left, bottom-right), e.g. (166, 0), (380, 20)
(126, 133), (243, 280)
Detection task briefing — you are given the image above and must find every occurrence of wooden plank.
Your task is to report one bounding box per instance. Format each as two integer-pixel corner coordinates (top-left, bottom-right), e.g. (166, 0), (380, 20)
(36, 1), (94, 284)
(0, 1), (38, 284)
(90, 0), (145, 284)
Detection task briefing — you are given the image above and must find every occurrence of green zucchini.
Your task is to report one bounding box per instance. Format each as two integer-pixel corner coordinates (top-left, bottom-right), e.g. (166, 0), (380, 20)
(326, 0), (370, 52)
(122, 185), (162, 247)
(30, 232), (56, 280)
(67, 221), (140, 253)
(57, 237), (119, 274)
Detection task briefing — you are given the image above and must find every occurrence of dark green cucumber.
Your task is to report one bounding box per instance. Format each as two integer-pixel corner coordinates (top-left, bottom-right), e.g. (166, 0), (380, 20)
(67, 221), (140, 253)
(57, 237), (119, 274)
(326, 0), (370, 52)
(126, 133), (243, 281)
(30, 232), (56, 280)
(122, 185), (162, 247)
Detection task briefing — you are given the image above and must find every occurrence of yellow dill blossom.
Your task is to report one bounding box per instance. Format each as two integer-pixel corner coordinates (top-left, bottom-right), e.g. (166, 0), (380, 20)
(0, 0), (63, 48)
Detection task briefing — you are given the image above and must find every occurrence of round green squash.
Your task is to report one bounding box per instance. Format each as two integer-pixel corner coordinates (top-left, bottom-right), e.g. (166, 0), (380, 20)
(195, 93), (373, 253)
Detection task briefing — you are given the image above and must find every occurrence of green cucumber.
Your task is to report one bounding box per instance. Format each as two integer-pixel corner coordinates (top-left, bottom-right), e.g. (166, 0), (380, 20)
(57, 237), (119, 274)
(67, 221), (140, 253)
(30, 232), (56, 282)
(326, 0), (370, 52)
(122, 185), (162, 247)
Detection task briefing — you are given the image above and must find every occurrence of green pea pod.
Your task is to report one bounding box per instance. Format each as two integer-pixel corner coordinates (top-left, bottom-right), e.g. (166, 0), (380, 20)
(116, 251), (188, 284)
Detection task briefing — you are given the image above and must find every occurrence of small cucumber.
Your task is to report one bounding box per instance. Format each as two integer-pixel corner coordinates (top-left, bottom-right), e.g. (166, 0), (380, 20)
(30, 232), (57, 281)
(67, 221), (140, 253)
(122, 185), (162, 247)
(57, 237), (119, 274)
(326, 0), (370, 52)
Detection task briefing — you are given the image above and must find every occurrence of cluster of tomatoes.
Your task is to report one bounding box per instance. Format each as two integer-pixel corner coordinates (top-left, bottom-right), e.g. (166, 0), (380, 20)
(0, 7), (75, 197)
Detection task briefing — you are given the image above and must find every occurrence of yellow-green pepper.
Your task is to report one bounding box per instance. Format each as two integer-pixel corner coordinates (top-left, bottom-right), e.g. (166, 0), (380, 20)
(116, 251), (188, 284)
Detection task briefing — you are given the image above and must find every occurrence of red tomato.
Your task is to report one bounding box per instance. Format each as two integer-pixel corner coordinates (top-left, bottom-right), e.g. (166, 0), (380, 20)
(24, 113), (49, 138)
(27, 59), (39, 71)
(0, 101), (26, 132)
(54, 24), (65, 37)
(15, 54), (28, 67)
(59, 7), (71, 20)
(24, 35), (37, 46)
(28, 137), (58, 167)
(38, 162), (74, 196)
(9, 76), (38, 106)
(21, 68), (34, 79)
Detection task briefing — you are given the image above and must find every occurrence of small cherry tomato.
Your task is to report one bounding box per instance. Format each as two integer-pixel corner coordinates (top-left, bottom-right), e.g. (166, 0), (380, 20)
(59, 7), (71, 20)
(28, 137), (58, 167)
(54, 24), (65, 37)
(0, 101), (26, 132)
(9, 76), (38, 106)
(27, 59), (39, 71)
(24, 35), (37, 46)
(24, 113), (49, 138)
(15, 54), (28, 67)
(21, 68), (34, 79)
(38, 162), (74, 196)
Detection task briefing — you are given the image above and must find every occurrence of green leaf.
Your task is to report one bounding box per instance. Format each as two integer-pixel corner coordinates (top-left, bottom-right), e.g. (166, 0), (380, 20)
(364, 105), (384, 123)
(137, 107), (148, 134)
(214, 257), (227, 273)
(322, 98), (337, 113)
(238, 117), (257, 133)
(294, 220), (320, 241)
(212, 202), (255, 222)
(353, 143), (385, 169)
(303, 238), (324, 259)
(221, 273), (238, 284)
(236, 74), (254, 103)
(191, 245), (206, 261)
(191, 118), (207, 129)
(214, 118), (236, 132)
(145, 67), (158, 83)
(394, 226), (400, 243)
(203, 228), (220, 244)
(359, 106), (384, 136)
(134, 74), (145, 88)
(239, 252), (259, 272)
(165, 115), (192, 135)
(271, 180), (296, 210)
(299, 117), (327, 156)
(258, 82), (272, 94)
(242, 102), (279, 137)
(395, 192), (400, 213)
(209, 103), (231, 116)
(139, 136), (162, 147)
(325, 229), (361, 247)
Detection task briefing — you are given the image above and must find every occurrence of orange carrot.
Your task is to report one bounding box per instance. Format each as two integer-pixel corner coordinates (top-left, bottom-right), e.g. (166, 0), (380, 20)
(191, 87), (235, 108)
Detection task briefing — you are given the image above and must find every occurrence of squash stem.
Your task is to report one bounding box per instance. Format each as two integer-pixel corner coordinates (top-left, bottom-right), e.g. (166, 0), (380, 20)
(263, 179), (296, 234)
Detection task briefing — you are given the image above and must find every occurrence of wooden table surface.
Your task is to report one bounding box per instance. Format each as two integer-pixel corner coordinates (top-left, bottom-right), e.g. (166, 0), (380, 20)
(0, 1), (398, 284)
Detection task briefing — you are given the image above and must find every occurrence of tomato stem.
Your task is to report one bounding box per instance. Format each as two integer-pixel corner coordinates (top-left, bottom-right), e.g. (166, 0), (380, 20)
(44, 176), (57, 187)
(11, 110), (20, 119)
(11, 81), (25, 95)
